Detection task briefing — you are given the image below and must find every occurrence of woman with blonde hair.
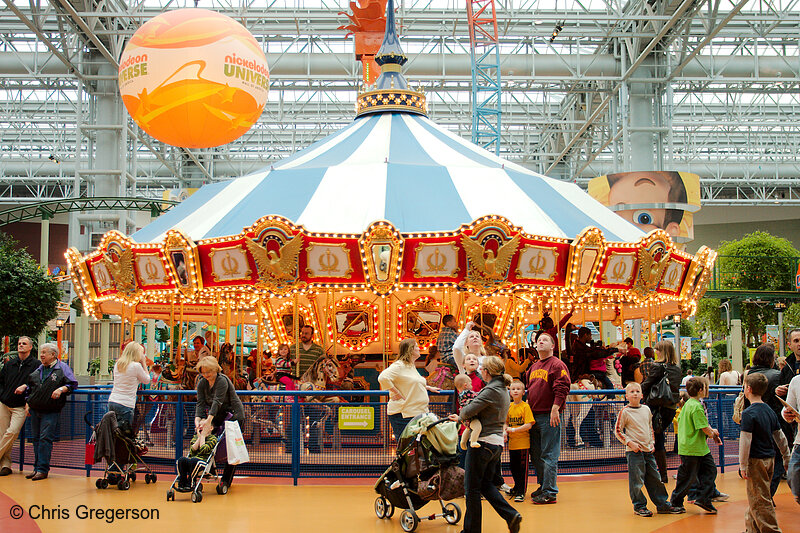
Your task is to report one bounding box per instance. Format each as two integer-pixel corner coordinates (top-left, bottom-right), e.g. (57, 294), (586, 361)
(449, 356), (521, 533)
(195, 356), (245, 491)
(641, 340), (682, 483)
(378, 338), (442, 438)
(107, 341), (150, 426)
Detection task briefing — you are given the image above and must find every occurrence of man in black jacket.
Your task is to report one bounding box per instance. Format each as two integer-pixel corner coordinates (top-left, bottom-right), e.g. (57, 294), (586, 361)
(0, 336), (39, 476)
(16, 342), (78, 480)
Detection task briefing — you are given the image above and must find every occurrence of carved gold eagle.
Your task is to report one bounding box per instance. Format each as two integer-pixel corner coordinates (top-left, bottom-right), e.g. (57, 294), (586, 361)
(461, 234), (521, 280)
(103, 248), (135, 293)
(246, 234), (303, 281)
(636, 247), (671, 292)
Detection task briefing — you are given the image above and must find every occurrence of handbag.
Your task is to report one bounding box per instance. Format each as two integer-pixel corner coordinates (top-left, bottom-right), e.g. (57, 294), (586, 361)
(417, 465), (465, 501)
(85, 440), (96, 465)
(646, 364), (674, 407)
(224, 420), (250, 465)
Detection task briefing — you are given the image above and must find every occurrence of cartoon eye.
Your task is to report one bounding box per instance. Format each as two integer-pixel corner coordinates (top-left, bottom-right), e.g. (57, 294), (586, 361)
(633, 210), (653, 225)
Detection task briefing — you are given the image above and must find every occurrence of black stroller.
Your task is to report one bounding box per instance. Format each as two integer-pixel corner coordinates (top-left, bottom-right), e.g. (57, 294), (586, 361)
(374, 413), (464, 532)
(166, 424), (227, 503)
(87, 410), (157, 490)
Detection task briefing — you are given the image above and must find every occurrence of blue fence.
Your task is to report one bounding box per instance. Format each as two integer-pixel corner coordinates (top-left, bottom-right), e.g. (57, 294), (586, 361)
(10, 387), (741, 484)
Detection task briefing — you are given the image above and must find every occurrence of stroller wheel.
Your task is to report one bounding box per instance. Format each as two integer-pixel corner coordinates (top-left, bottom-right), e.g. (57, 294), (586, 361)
(191, 491), (203, 503)
(385, 500), (395, 518)
(166, 490), (174, 501)
(443, 503), (461, 524)
(374, 497), (387, 519)
(117, 480), (130, 491)
(400, 510), (419, 532)
(216, 483), (228, 495)
(96, 478), (108, 489)
(129, 472), (137, 483)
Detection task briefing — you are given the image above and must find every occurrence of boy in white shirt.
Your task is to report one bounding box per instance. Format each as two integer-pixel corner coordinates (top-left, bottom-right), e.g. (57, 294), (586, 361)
(615, 382), (682, 517)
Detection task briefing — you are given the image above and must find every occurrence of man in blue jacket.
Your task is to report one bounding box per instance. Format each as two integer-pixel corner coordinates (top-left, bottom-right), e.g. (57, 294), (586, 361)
(15, 343), (78, 480)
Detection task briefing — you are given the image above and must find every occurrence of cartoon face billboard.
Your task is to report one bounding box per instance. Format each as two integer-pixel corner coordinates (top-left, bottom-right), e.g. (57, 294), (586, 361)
(588, 171), (701, 243)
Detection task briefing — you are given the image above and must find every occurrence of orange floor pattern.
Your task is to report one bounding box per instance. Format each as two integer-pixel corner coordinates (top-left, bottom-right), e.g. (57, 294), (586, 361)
(1, 469), (798, 533)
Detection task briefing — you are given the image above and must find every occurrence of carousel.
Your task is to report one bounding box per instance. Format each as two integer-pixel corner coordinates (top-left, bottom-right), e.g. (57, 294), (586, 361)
(65, 0), (716, 385)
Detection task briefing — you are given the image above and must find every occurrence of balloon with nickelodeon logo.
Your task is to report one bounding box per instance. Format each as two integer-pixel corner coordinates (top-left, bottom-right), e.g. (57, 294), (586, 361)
(118, 8), (269, 149)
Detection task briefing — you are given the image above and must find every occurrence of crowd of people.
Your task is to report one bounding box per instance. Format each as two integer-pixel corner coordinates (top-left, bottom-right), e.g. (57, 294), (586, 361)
(0, 320), (799, 533)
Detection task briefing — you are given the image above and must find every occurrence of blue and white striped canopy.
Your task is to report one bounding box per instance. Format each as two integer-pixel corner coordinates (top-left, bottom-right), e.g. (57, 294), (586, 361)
(132, 112), (644, 243)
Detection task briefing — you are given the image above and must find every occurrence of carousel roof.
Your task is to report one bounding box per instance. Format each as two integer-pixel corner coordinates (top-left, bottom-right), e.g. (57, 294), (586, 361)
(133, 111), (644, 243)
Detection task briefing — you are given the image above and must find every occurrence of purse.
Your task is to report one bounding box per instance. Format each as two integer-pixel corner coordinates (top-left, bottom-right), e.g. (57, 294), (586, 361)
(646, 364), (674, 407)
(732, 389), (746, 424)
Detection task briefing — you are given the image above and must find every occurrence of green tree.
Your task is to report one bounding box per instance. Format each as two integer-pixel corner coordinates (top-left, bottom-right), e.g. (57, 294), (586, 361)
(0, 232), (62, 338)
(714, 231), (800, 345)
(695, 298), (727, 338)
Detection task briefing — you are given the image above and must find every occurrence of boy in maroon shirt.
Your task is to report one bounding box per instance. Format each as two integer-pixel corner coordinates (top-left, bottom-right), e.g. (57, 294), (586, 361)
(526, 332), (571, 504)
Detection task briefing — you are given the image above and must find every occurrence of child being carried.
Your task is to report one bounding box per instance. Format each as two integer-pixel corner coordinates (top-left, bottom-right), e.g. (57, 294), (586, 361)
(454, 374), (482, 450)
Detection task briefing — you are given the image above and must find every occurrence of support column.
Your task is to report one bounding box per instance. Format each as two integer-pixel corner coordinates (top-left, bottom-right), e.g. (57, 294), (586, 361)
(632, 319), (642, 350)
(99, 316), (111, 379)
(146, 319), (157, 360)
(37, 216), (51, 349)
(74, 312), (84, 376)
(729, 319), (744, 372)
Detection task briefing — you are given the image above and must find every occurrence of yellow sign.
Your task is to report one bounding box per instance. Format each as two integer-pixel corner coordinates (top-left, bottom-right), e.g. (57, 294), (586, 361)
(338, 406), (374, 430)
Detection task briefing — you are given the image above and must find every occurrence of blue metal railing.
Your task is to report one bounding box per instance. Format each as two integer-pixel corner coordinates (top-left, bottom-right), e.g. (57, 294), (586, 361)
(11, 387), (741, 485)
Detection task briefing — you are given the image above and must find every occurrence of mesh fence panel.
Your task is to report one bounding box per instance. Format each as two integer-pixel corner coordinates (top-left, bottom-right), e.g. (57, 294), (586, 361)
(9, 388), (742, 481)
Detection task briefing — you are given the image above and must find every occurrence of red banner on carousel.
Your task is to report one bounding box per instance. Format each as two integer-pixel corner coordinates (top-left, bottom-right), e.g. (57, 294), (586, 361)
(400, 236), (465, 284)
(198, 239), (258, 287)
(301, 237), (364, 284)
(656, 252), (691, 296)
(507, 239), (569, 287)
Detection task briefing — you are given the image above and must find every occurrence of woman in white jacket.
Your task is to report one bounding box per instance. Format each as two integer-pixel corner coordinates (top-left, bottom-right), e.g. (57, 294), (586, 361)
(107, 341), (150, 426)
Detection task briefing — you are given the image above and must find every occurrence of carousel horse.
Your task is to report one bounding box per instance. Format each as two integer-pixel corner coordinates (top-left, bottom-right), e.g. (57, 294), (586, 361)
(299, 356), (345, 403)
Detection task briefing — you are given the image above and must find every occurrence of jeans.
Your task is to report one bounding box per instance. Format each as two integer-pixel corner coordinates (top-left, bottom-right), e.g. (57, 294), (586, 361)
(530, 413), (561, 497)
(463, 442), (519, 533)
(787, 444), (800, 503)
(388, 413), (412, 440)
(627, 451), (671, 511)
(108, 402), (134, 426)
(31, 410), (60, 474)
(670, 452), (717, 507)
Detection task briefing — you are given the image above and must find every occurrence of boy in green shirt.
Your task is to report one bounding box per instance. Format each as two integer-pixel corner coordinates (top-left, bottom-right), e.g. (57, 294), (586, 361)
(670, 377), (722, 514)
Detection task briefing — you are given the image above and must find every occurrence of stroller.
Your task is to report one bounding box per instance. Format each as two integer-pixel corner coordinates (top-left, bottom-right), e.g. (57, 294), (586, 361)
(374, 413), (464, 532)
(166, 424), (227, 503)
(87, 410), (157, 490)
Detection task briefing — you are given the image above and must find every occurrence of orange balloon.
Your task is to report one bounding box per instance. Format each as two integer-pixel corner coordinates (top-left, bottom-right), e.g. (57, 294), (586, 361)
(119, 9), (269, 148)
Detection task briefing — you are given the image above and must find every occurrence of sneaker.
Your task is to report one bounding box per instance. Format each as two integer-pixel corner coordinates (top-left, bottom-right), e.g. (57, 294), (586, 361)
(513, 494), (525, 502)
(508, 513), (522, 533)
(530, 486), (543, 499)
(499, 483), (512, 494)
(531, 494), (557, 505)
(711, 492), (730, 502)
(633, 508), (653, 517)
(670, 506), (686, 514)
(693, 501), (717, 514)
(657, 506), (685, 514)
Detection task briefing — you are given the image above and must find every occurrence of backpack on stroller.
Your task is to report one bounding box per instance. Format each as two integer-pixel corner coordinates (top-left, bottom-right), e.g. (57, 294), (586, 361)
(374, 413), (465, 532)
(87, 410), (157, 490)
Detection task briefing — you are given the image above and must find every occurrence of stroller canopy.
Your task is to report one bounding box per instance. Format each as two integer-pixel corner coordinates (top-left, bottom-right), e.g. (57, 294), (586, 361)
(400, 414), (459, 457)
